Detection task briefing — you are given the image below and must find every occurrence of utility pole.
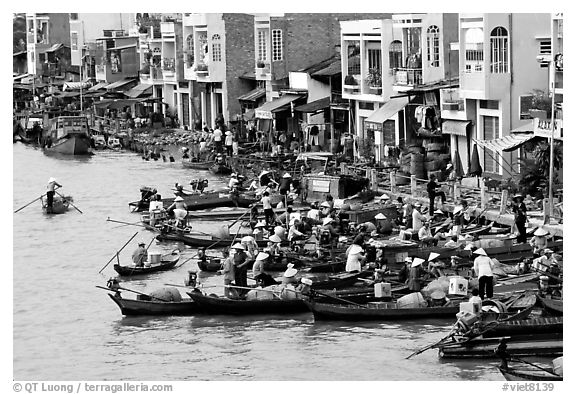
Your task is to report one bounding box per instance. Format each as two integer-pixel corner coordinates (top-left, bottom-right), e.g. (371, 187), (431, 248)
(546, 58), (557, 224)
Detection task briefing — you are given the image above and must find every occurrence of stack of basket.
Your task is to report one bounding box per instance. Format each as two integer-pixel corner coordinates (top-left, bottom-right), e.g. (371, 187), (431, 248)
(410, 152), (426, 180)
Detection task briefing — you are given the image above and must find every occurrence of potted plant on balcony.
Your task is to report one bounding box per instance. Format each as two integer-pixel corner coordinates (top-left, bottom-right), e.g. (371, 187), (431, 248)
(367, 67), (382, 95)
(256, 60), (267, 76)
(195, 63), (209, 77)
(529, 89), (552, 119)
(344, 75), (359, 94)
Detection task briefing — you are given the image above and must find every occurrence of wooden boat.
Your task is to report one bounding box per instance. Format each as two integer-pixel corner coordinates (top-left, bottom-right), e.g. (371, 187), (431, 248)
(537, 295), (563, 316)
(438, 333), (563, 359)
(41, 195), (71, 214)
(107, 293), (200, 316)
(182, 160), (211, 170)
(304, 298), (461, 321)
(498, 357), (563, 381)
(482, 317), (563, 338)
(156, 232), (275, 248)
(186, 290), (308, 315)
(113, 249), (181, 276)
(43, 115), (93, 155)
(129, 190), (258, 212)
(308, 271), (368, 290)
(107, 137), (122, 150)
(209, 163), (233, 175)
(92, 134), (108, 150)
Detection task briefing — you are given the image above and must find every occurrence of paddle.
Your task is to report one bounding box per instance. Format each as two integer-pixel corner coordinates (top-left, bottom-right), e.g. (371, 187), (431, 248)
(226, 207), (251, 229)
(14, 194), (45, 213)
(95, 285), (171, 303)
(312, 290), (369, 308)
(55, 191), (83, 214)
(406, 324), (459, 359)
(98, 232), (139, 274)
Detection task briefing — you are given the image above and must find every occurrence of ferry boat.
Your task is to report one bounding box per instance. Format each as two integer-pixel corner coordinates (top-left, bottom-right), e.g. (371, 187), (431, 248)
(44, 115), (93, 155)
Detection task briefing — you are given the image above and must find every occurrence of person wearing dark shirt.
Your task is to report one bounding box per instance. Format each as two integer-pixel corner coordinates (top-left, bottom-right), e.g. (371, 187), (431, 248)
(427, 174), (446, 213)
(279, 173), (292, 195)
(512, 194), (528, 243)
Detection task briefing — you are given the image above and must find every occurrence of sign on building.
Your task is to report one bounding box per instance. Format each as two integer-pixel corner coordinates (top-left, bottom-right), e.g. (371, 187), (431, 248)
(533, 118), (563, 140)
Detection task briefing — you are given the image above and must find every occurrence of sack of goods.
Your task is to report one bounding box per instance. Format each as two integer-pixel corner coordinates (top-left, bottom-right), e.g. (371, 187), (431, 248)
(149, 287), (183, 302)
(245, 289), (275, 301)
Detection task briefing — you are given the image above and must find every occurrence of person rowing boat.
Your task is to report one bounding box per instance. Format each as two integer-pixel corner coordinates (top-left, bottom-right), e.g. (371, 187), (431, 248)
(46, 177), (62, 214)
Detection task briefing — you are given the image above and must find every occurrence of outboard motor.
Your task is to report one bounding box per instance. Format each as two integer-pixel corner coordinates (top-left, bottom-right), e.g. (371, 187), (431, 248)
(185, 271), (198, 288)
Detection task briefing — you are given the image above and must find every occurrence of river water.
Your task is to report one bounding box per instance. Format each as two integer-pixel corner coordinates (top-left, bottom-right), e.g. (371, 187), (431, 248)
(12, 143), (506, 381)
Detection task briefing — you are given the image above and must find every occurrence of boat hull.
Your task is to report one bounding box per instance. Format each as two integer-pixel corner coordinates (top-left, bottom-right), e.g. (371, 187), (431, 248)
(41, 196), (70, 214)
(498, 366), (562, 381)
(45, 134), (92, 155)
(113, 251), (180, 276)
(304, 300), (460, 321)
(186, 291), (308, 315)
(108, 294), (200, 316)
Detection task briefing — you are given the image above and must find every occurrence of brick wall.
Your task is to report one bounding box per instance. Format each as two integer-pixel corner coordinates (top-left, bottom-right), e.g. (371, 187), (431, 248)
(272, 13), (392, 81)
(223, 13), (256, 122)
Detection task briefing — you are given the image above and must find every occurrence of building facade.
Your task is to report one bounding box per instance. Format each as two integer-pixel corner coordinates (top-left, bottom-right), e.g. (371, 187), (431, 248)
(26, 13), (71, 77)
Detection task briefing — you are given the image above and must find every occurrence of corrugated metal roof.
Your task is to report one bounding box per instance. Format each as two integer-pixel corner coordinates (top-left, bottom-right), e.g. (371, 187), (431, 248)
(365, 97), (409, 124)
(294, 97), (331, 113)
(238, 88), (266, 102)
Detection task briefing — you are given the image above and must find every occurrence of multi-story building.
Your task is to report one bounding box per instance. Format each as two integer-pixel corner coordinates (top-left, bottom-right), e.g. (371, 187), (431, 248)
(94, 32), (139, 91)
(182, 13), (256, 129)
(340, 13), (459, 162)
(26, 13), (71, 77)
(441, 13), (550, 177)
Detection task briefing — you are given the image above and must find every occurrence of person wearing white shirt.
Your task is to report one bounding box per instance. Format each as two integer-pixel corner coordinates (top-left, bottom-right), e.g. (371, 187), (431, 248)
(345, 244), (366, 272)
(148, 194), (165, 226)
(412, 203), (427, 233)
(473, 248), (495, 299)
(213, 128), (223, 153)
(261, 191), (274, 226)
(417, 221), (440, 246)
(288, 219), (305, 242)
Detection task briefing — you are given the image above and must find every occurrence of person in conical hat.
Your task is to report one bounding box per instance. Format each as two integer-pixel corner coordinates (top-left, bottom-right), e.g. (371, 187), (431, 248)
(512, 193), (528, 243)
(529, 227), (549, 254)
(473, 247), (495, 300)
(252, 251), (269, 279)
(407, 258), (426, 291)
(132, 241), (148, 268)
(427, 252), (444, 278)
(345, 243), (366, 272)
(46, 177), (62, 213)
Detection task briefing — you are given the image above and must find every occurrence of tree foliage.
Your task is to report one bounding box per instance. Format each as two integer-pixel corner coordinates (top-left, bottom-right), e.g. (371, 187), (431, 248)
(13, 13), (26, 53)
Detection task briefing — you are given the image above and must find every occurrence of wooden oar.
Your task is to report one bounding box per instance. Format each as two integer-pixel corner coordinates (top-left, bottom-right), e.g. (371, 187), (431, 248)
(107, 218), (157, 232)
(98, 232), (139, 274)
(227, 207), (251, 229)
(14, 194), (45, 213)
(55, 191), (83, 214)
(95, 285), (170, 302)
(312, 290), (369, 308)
(406, 325), (458, 359)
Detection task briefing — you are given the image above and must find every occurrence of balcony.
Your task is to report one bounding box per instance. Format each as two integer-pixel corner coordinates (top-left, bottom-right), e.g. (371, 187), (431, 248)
(255, 62), (270, 80)
(151, 65), (163, 81)
(163, 57), (175, 75)
(394, 68), (422, 87)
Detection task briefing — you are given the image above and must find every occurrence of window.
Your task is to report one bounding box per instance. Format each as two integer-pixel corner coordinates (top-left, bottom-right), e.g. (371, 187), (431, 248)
(539, 39), (551, 68)
(490, 26), (508, 73)
(389, 40), (403, 69)
(70, 13), (78, 20)
(71, 32), (78, 51)
(426, 25), (440, 67)
(479, 100), (499, 110)
(185, 34), (194, 65)
(211, 34), (221, 62)
(483, 115), (500, 173)
(347, 41), (360, 75)
(257, 29), (268, 61)
(519, 95), (532, 120)
(272, 29), (282, 61)
(465, 28), (484, 73)
(367, 48), (381, 71)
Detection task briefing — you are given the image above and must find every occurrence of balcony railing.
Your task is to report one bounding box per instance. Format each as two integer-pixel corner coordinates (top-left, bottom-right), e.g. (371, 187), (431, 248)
(255, 64), (270, 76)
(394, 68), (422, 86)
(163, 57), (175, 72)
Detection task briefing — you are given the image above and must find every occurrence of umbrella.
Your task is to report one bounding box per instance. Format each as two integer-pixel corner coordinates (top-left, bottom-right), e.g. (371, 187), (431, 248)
(468, 144), (483, 176)
(453, 150), (464, 178)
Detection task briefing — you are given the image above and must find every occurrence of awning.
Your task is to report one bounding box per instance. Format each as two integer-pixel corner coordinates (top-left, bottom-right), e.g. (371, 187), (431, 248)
(89, 82), (109, 91)
(83, 91), (107, 98)
(442, 120), (470, 137)
(243, 109), (255, 121)
(238, 88), (266, 102)
(255, 94), (304, 119)
(510, 121), (533, 134)
(108, 44), (137, 51)
(365, 96), (409, 124)
(64, 81), (90, 91)
(295, 96), (331, 113)
(125, 83), (152, 98)
(53, 91), (80, 98)
(106, 78), (137, 91)
(473, 134), (536, 153)
(44, 43), (65, 53)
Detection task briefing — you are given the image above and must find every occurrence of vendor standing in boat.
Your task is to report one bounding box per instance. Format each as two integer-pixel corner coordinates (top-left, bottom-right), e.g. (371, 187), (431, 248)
(279, 173), (292, 195)
(407, 258), (426, 291)
(232, 243), (250, 295)
(46, 177), (62, 214)
(512, 194), (528, 243)
(345, 244), (366, 273)
(473, 248), (495, 300)
(220, 248), (235, 298)
(261, 191), (275, 226)
(132, 242), (148, 268)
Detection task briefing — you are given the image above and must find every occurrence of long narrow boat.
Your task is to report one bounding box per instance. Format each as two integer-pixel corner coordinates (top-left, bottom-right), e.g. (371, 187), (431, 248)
(107, 293), (199, 316)
(129, 191), (258, 212)
(498, 358), (563, 381)
(482, 317), (563, 338)
(156, 232), (274, 248)
(113, 250), (180, 276)
(304, 298), (461, 321)
(536, 295), (563, 316)
(186, 290), (308, 315)
(438, 333), (563, 359)
(41, 195), (71, 214)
